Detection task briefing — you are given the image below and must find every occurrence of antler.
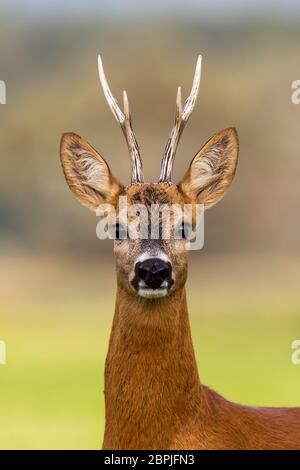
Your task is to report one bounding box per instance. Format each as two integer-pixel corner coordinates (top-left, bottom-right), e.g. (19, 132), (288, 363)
(159, 55), (202, 183)
(97, 55), (144, 184)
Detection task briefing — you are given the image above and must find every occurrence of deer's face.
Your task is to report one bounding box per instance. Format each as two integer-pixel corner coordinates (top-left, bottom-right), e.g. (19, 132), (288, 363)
(113, 183), (189, 299)
(60, 57), (238, 300)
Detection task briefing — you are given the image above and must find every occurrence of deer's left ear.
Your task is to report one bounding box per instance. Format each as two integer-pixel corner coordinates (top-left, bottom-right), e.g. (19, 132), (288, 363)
(178, 128), (239, 209)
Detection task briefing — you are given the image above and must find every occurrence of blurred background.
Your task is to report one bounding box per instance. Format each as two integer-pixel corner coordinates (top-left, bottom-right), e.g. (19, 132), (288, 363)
(1, 0), (300, 450)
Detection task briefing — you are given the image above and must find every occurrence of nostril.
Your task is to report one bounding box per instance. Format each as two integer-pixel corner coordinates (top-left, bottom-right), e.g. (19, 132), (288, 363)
(158, 267), (170, 281)
(138, 267), (149, 281)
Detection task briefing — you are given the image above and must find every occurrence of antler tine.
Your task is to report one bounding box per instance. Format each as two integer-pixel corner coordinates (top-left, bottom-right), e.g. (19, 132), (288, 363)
(159, 55), (202, 183)
(97, 55), (144, 184)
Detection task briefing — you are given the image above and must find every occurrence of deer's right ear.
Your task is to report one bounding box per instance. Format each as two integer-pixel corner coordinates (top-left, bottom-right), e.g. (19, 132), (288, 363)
(60, 133), (122, 211)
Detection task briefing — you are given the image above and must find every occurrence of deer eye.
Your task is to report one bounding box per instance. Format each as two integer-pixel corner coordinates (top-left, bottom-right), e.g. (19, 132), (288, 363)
(175, 221), (193, 240)
(111, 222), (127, 240)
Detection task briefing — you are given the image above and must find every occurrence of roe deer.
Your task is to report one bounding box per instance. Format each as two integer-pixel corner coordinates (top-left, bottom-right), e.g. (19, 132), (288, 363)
(60, 56), (300, 450)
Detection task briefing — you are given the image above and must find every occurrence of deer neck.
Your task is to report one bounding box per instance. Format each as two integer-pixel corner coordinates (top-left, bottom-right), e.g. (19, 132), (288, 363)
(103, 286), (202, 449)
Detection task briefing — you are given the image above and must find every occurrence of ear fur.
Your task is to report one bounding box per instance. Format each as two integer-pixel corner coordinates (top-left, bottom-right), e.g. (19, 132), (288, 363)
(178, 127), (238, 209)
(60, 133), (122, 211)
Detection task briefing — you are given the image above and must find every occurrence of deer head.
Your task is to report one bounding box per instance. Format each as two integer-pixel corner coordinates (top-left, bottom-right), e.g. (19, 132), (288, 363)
(60, 56), (238, 300)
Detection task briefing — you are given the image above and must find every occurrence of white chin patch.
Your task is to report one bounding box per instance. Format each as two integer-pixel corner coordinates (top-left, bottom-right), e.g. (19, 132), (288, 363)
(138, 288), (168, 299)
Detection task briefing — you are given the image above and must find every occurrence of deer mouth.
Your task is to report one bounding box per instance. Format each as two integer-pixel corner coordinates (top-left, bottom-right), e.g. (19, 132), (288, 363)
(138, 284), (169, 299)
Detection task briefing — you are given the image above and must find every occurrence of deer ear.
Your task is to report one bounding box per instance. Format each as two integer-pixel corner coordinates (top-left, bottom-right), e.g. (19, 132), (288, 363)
(60, 133), (122, 211)
(178, 128), (238, 209)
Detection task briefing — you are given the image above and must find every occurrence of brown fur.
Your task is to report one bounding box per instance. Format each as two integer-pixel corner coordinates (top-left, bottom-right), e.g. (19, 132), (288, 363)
(60, 128), (300, 450)
(103, 288), (300, 450)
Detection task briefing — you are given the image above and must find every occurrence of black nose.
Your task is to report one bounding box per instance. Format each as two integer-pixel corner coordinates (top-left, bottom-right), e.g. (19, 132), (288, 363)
(135, 258), (172, 289)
